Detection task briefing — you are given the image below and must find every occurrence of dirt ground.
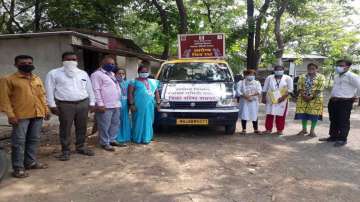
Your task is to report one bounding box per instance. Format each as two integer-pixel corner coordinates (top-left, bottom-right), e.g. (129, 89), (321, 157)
(0, 103), (360, 202)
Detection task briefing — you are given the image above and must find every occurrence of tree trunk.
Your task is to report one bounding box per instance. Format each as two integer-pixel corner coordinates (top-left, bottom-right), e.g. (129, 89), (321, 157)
(274, 0), (288, 65)
(4, 0), (15, 33)
(151, 0), (171, 59)
(246, 0), (256, 69)
(34, 0), (42, 32)
(202, 0), (215, 31)
(175, 0), (188, 34)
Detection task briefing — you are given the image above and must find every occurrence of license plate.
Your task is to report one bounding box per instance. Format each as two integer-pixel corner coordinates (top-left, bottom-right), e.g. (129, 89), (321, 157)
(176, 119), (208, 125)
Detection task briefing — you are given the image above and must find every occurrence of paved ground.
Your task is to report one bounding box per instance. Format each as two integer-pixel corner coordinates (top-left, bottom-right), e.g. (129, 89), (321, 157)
(0, 103), (360, 202)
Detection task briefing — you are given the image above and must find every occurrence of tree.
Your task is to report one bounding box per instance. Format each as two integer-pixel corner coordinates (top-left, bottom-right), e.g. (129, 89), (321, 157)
(175, 0), (188, 34)
(246, 0), (272, 69)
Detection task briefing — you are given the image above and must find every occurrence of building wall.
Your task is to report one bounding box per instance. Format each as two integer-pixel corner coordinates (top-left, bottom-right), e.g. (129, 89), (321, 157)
(125, 57), (141, 80)
(0, 35), (73, 80)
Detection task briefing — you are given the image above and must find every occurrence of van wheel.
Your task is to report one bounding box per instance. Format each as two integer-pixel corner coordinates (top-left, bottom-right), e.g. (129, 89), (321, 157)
(225, 124), (236, 135)
(0, 150), (9, 182)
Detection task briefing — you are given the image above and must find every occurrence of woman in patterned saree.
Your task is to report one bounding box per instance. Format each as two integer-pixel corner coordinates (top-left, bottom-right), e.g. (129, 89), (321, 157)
(295, 63), (325, 137)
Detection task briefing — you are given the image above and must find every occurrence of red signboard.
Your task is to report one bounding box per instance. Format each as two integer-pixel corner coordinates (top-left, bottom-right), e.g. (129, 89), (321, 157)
(178, 33), (225, 59)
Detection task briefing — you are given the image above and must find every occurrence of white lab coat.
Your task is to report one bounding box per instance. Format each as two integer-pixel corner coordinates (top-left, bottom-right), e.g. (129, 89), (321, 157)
(263, 74), (293, 116)
(236, 80), (262, 121)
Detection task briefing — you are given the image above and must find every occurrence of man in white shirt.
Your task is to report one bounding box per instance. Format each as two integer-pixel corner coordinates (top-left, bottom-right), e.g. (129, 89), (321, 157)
(319, 59), (360, 147)
(45, 52), (95, 160)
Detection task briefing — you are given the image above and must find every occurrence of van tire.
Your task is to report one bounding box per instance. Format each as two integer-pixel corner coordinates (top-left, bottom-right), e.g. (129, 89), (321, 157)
(0, 149), (9, 182)
(225, 124), (236, 135)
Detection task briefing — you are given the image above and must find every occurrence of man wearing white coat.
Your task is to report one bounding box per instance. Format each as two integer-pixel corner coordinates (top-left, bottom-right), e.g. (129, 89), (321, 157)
(262, 65), (294, 135)
(237, 69), (262, 134)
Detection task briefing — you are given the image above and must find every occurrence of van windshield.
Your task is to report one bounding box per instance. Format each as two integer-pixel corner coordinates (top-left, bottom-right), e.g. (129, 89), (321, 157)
(158, 62), (233, 82)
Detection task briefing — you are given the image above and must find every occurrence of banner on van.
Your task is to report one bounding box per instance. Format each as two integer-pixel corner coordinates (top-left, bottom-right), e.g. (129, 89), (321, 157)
(178, 33), (225, 59)
(164, 83), (224, 102)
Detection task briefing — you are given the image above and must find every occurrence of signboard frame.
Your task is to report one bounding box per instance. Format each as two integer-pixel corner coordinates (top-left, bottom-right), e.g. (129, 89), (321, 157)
(177, 33), (226, 59)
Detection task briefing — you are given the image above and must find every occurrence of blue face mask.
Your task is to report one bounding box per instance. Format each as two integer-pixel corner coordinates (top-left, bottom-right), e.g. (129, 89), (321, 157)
(102, 64), (116, 72)
(335, 66), (345, 74)
(274, 70), (284, 76)
(246, 75), (255, 81)
(139, 72), (149, 78)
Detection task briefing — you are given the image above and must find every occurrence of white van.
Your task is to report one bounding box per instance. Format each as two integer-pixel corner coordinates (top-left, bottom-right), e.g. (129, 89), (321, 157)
(155, 59), (239, 134)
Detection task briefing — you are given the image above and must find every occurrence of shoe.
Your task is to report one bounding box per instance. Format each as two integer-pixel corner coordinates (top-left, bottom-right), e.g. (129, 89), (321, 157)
(57, 151), (70, 161)
(319, 137), (336, 142)
(240, 130), (246, 135)
(110, 142), (127, 147)
(25, 162), (48, 170)
(12, 169), (29, 178)
(102, 145), (115, 152)
(77, 147), (95, 156)
(334, 141), (347, 147)
(307, 132), (317, 137)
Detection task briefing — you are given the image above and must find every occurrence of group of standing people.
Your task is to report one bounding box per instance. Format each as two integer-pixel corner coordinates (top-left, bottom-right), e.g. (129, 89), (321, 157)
(0, 52), (160, 178)
(237, 59), (360, 147)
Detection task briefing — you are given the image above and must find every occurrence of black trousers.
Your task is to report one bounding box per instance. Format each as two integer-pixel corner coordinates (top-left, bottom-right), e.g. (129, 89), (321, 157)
(241, 120), (258, 131)
(328, 99), (353, 141)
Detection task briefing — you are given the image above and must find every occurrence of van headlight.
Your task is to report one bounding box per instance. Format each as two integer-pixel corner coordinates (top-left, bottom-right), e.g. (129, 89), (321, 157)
(159, 99), (170, 108)
(217, 98), (238, 107)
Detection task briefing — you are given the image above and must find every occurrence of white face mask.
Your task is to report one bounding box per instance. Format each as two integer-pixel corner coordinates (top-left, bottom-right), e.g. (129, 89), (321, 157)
(63, 61), (78, 77)
(139, 72), (149, 78)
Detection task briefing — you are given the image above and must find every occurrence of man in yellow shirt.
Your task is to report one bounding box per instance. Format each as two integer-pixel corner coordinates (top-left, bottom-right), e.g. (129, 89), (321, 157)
(0, 55), (50, 178)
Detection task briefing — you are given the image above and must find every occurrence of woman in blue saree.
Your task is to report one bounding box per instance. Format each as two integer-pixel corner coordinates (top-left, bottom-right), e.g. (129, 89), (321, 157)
(128, 63), (160, 144)
(114, 68), (132, 144)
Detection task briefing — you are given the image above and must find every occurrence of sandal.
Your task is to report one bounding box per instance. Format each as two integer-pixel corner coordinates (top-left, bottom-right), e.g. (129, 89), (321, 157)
(308, 132), (317, 137)
(263, 130), (272, 135)
(297, 130), (308, 136)
(13, 169), (29, 178)
(25, 162), (48, 170)
(240, 130), (246, 135)
(254, 130), (262, 135)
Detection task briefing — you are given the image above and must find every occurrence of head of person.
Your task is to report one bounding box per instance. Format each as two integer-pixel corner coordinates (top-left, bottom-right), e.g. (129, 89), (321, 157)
(335, 59), (352, 74)
(243, 69), (256, 81)
(307, 63), (319, 75)
(62, 52), (78, 69)
(101, 55), (116, 72)
(14, 55), (35, 74)
(138, 61), (150, 79)
(114, 67), (127, 81)
(273, 65), (285, 77)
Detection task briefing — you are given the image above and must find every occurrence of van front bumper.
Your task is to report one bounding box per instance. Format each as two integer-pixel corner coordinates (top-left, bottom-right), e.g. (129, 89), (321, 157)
(155, 108), (239, 126)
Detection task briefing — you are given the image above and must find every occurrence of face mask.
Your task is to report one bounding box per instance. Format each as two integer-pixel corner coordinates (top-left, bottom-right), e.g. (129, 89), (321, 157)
(274, 70), (284, 76)
(246, 76), (255, 81)
(63, 61), (78, 69)
(139, 72), (149, 78)
(102, 64), (116, 72)
(17, 64), (35, 73)
(335, 66), (345, 74)
(116, 76), (123, 82)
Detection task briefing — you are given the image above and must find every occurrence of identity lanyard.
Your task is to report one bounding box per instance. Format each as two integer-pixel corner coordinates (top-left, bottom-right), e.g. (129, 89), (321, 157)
(275, 77), (282, 89)
(101, 70), (118, 85)
(137, 78), (152, 95)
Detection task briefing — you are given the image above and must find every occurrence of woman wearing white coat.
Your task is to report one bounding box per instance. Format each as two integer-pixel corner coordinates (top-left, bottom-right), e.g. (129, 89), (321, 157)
(237, 69), (262, 134)
(261, 65), (293, 135)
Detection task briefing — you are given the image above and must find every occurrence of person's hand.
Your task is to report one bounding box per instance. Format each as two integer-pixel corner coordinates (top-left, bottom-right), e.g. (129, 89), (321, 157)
(261, 96), (267, 104)
(89, 106), (96, 113)
(130, 105), (136, 113)
(44, 113), (51, 121)
(50, 107), (59, 116)
(8, 117), (18, 125)
(156, 104), (161, 112)
(96, 106), (106, 113)
(302, 95), (312, 102)
(277, 95), (287, 103)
